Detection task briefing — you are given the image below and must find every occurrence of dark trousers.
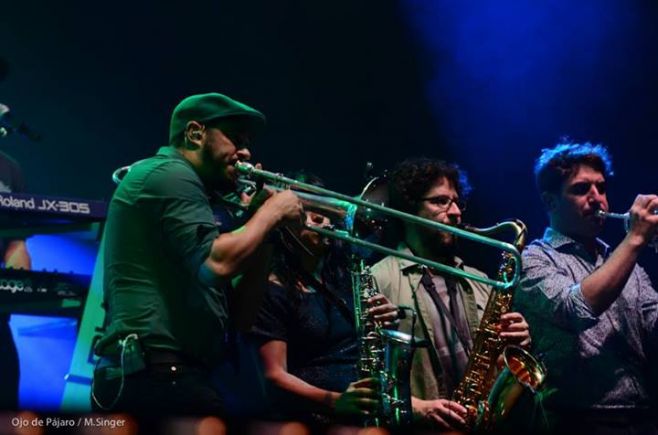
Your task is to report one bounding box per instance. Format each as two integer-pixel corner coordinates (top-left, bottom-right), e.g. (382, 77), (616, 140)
(0, 319), (19, 410)
(91, 363), (223, 416)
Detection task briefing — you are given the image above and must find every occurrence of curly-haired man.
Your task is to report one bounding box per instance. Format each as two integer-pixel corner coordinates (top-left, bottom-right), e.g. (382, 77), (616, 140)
(371, 157), (531, 431)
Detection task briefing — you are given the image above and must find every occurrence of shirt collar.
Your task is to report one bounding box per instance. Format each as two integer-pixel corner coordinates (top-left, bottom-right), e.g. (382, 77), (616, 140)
(156, 146), (209, 188)
(542, 227), (610, 257)
(396, 242), (464, 272)
(157, 145), (187, 162)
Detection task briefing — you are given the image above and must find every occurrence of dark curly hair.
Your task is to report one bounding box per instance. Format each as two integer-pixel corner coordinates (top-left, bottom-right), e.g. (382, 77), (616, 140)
(534, 139), (614, 195)
(388, 157), (472, 215)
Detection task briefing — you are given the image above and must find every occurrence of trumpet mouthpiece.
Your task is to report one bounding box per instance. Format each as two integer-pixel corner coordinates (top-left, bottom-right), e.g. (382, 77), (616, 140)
(596, 210), (628, 220)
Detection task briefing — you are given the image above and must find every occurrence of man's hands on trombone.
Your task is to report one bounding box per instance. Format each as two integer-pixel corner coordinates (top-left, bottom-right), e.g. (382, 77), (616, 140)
(238, 163), (304, 227)
(262, 190), (305, 227)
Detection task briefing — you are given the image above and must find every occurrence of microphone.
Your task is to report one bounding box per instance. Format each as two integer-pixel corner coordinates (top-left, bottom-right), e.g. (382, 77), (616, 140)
(0, 103), (42, 142)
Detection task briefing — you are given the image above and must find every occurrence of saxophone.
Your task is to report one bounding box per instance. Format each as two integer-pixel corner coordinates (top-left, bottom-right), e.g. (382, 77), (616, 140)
(353, 259), (416, 426)
(451, 220), (546, 431)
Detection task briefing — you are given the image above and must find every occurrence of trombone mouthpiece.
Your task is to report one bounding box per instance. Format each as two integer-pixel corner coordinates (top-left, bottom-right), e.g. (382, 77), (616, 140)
(234, 161), (255, 175)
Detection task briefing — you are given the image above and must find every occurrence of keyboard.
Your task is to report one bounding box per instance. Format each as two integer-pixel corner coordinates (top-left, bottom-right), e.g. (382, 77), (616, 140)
(0, 268), (92, 316)
(0, 192), (107, 238)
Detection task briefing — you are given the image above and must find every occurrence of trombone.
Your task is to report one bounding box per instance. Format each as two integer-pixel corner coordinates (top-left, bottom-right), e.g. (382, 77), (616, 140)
(235, 162), (523, 289)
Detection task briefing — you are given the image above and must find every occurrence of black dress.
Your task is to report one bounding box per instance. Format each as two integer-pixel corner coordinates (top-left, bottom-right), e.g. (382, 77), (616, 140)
(251, 280), (359, 421)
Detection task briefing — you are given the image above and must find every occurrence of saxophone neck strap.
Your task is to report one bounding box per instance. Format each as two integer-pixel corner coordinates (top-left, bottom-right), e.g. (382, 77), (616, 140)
(419, 269), (472, 356)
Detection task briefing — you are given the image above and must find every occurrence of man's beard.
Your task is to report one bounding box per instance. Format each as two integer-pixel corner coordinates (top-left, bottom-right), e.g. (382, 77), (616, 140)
(419, 227), (459, 261)
(201, 145), (236, 192)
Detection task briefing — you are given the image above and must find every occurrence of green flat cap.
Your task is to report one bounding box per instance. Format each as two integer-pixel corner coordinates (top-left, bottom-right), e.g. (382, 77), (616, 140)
(169, 92), (266, 144)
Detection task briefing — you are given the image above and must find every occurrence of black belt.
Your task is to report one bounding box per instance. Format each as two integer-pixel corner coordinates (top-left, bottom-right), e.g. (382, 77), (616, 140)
(147, 350), (195, 365)
(96, 349), (207, 371)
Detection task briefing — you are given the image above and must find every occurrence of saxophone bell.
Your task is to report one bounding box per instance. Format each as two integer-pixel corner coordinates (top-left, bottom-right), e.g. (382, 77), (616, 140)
(452, 219), (547, 431)
(486, 345), (547, 423)
(502, 345), (547, 392)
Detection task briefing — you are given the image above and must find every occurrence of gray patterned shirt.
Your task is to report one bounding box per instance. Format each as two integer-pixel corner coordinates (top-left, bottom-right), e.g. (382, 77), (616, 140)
(514, 227), (658, 410)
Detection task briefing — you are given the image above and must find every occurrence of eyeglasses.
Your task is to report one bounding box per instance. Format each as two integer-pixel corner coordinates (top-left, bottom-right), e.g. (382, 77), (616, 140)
(419, 195), (466, 212)
(568, 181), (607, 196)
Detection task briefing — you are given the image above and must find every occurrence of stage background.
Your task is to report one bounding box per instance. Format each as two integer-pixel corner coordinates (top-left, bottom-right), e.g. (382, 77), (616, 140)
(2, 0), (657, 409)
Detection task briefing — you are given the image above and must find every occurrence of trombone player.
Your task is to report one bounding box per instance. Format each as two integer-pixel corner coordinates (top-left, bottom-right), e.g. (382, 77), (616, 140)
(514, 141), (658, 433)
(92, 93), (303, 415)
(371, 157), (531, 430)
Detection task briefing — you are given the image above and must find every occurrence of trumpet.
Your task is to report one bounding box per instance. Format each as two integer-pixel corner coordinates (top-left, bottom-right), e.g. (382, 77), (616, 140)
(235, 161), (523, 289)
(597, 209), (658, 253)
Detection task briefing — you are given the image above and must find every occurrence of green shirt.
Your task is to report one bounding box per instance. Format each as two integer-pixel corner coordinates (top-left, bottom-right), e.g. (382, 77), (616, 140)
(96, 146), (227, 365)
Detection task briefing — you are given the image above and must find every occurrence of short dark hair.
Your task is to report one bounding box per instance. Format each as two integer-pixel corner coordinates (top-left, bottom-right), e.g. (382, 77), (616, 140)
(534, 140), (614, 194)
(389, 157), (471, 215)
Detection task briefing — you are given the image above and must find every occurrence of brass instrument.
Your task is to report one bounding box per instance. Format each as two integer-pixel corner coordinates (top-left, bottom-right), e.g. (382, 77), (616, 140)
(234, 162), (541, 427)
(114, 160), (525, 288)
(111, 160), (149, 184)
(452, 220), (546, 431)
(352, 259), (417, 426)
(237, 177), (356, 222)
(111, 157), (543, 427)
(234, 162), (524, 290)
(239, 166), (421, 426)
(597, 209), (658, 253)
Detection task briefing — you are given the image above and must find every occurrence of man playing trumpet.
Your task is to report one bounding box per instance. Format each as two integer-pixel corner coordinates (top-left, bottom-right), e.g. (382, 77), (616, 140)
(515, 141), (658, 433)
(371, 157), (531, 431)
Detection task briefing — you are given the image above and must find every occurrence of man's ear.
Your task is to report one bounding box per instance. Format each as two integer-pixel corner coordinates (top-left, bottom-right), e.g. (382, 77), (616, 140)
(184, 121), (205, 149)
(541, 191), (557, 212)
